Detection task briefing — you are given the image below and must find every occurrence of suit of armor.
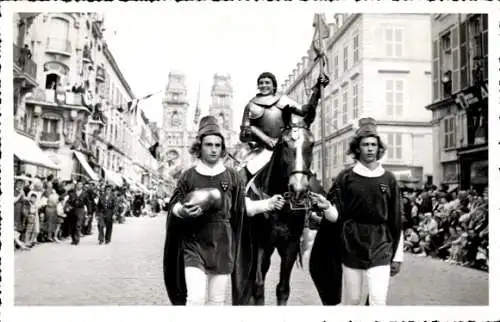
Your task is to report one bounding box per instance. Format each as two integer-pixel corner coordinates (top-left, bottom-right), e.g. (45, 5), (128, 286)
(239, 82), (322, 179)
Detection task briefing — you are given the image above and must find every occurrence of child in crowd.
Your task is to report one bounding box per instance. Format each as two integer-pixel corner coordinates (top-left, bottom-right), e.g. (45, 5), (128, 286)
(23, 193), (39, 247)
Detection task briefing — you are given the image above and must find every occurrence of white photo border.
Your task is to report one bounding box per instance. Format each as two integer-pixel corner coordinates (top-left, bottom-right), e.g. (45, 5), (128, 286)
(1, 1), (497, 322)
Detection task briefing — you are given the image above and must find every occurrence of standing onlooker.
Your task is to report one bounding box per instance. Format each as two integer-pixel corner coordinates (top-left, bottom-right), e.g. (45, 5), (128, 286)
(96, 185), (117, 245)
(14, 179), (29, 250)
(23, 192), (39, 247)
(83, 182), (97, 235)
(43, 182), (60, 242)
(65, 181), (88, 245)
(54, 194), (67, 242)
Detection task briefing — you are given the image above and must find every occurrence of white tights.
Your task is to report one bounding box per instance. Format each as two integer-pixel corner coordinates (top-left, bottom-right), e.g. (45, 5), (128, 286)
(341, 264), (391, 306)
(185, 267), (230, 305)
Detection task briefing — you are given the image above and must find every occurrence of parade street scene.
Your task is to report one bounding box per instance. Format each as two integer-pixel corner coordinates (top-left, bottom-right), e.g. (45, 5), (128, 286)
(13, 11), (488, 307)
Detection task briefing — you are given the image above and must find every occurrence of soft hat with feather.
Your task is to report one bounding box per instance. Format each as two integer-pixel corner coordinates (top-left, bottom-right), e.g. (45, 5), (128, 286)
(197, 115), (224, 141)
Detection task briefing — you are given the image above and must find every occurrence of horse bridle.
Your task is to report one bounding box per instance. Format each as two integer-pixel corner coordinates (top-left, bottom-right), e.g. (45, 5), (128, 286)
(281, 125), (314, 211)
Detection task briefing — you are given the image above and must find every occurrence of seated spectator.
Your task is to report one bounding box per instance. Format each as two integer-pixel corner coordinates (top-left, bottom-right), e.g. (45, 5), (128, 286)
(404, 228), (421, 254)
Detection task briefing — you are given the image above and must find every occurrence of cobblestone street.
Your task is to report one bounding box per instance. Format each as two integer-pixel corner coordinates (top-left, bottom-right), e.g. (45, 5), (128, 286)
(15, 215), (488, 306)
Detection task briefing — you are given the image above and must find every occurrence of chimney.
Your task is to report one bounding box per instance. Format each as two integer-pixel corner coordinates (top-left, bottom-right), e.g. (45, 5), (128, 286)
(328, 23), (337, 36)
(335, 14), (344, 28)
(297, 62), (302, 75)
(302, 56), (309, 71)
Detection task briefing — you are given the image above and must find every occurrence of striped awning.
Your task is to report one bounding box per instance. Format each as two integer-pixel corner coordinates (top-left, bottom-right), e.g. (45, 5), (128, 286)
(73, 151), (99, 181)
(102, 168), (124, 187)
(14, 132), (60, 170)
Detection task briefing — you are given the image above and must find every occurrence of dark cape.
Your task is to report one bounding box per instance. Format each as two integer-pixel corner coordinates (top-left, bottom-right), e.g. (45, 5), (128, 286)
(163, 167), (254, 305)
(308, 169), (348, 306)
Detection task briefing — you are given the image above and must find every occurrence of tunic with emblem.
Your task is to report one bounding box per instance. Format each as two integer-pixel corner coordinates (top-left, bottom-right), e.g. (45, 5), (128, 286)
(334, 169), (402, 269)
(163, 166), (253, 305)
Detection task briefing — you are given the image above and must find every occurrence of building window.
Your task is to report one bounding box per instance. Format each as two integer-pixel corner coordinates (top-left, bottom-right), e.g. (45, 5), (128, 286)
(432, 40), (439, 101)
(332, 143), (338, 168)
(443, 117), (456, 149)
(337, 142), (343, 167)
(384, 28), (403, 57)
(332, 94), (338, 131)
(469, 14), (488, 83)
(385, 79), (403, 117)
(352, 81), (359, 119)
(387, 133), (402, 160)
(353, 33), (359, 63)
(325, 144), (331, 179)
(51, 17), (69, 40)
(342, 140), (348, 164)
(316, 150), (321, 173)
(341, 86), (348, 126)
(343, 45), (349, 71)
(42, 118), (59, 133)
(333, 54), (339, 80)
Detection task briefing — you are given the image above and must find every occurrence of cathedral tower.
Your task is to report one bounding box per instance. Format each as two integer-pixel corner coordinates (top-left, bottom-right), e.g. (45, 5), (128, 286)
(161, 71), (190, 168)
(209, 74), (234, 147)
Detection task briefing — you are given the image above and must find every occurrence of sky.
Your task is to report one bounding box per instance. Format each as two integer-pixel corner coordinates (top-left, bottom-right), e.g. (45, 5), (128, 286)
(102, 6), (318, 132)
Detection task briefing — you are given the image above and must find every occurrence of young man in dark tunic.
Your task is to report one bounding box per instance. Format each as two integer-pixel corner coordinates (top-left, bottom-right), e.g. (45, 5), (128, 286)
(163, 116), (253, 306)
(96, 184), (117, 245)
(309, 117), (404, 305)
(65, 181), (88, 245)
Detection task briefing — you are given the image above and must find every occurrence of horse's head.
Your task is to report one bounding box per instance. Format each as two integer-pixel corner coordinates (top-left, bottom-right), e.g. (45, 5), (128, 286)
(279, 125), (315, 203)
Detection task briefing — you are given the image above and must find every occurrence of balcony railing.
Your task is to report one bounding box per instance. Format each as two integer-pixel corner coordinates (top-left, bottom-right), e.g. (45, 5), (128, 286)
(13, 44), (37, 81)
(46, 37), (72, 56)
(39, 132), (61, 148)
(34, 89), (83, 106)
(40, 132), (61, 142)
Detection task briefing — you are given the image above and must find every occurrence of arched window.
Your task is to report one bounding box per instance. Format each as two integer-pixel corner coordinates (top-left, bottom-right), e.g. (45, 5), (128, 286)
(45, 73), (59, 89)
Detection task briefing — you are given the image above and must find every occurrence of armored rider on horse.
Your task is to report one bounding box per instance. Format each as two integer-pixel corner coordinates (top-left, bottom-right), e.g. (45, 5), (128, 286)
(237, 71), (329, 305)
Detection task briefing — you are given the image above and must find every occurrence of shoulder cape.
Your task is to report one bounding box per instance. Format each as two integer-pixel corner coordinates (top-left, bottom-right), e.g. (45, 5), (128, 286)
(163, 167), (254, 305)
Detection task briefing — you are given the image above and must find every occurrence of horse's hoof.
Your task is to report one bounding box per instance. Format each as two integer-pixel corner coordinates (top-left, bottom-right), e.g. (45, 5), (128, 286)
(277, 300), (288, 306)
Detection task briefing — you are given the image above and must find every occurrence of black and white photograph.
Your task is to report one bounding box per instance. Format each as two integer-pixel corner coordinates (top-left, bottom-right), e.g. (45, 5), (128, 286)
(1, 3), (497, 322)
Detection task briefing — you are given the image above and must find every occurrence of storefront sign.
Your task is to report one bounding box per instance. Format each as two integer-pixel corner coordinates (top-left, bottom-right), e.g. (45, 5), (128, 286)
(454, 82), (488, 110)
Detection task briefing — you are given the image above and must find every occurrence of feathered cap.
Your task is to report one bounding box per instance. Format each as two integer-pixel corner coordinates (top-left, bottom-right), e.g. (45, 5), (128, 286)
(197, 115), (224, 141)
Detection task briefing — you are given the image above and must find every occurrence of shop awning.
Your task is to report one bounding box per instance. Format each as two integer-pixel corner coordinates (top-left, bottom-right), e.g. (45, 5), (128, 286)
(14, 132), (60, 170)
(136, 182), (149, 193)
(122, 176), (135, 186)
(447, 184), (459, 193)
(121, 176), (141, 191)
(73, 151), (99, 181)
(103, 168), (124, 187)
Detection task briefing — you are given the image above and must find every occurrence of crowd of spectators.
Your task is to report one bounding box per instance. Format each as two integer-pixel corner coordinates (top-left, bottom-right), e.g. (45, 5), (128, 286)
(14, 173), (163, 251)
(402, 184), (488, 272)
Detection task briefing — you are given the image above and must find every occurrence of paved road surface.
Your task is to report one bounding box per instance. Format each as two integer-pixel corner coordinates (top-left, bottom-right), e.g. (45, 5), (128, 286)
(15, 215), (488, 305)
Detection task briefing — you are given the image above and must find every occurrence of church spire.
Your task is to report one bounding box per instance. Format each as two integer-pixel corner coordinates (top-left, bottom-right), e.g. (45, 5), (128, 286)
(194, 81), (201, 125)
